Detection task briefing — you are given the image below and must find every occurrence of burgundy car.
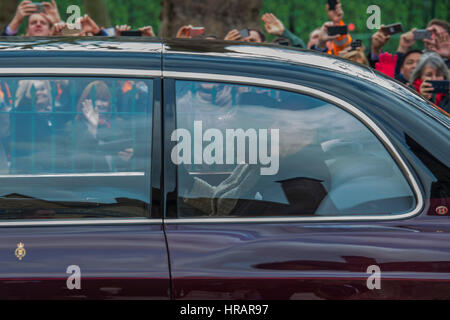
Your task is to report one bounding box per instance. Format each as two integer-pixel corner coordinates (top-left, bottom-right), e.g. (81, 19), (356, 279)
(0, 37), (449, 300)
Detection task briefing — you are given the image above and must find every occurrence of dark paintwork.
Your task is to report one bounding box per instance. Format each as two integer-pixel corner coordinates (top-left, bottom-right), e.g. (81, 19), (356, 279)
(0, 38), (449, 299)
(0, 225), (170, 299)
(161, 39), (450, 300)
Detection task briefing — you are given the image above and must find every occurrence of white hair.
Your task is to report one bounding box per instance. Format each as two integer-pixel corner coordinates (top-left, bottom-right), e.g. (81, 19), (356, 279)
(410, 52), (449, 84)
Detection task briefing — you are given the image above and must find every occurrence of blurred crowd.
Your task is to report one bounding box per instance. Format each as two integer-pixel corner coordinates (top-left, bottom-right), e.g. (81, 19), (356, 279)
(1, 0), (449, 112)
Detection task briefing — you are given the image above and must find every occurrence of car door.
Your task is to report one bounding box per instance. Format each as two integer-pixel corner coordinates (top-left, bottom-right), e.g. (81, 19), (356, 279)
(162, 56), (450, 300)
(0, 56), (170, 299)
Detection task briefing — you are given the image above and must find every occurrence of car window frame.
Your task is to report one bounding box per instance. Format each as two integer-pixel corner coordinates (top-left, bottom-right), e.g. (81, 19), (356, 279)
(164, 71), (424, 223)
(0, 67), (162, 227)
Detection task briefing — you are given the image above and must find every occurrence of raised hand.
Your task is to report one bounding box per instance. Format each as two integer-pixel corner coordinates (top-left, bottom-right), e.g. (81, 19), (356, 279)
(397, 28), (417, 53)
(118, 148), (134, 162)
(317, 22), (340, 48)
(139, 26), (155, 37)
(52, 22), (66, 36)
(375, 52), (398, 78)
(42, 0), (61, 24)
(9, 1), (38, 32)
(224, 29), (242, 41)
(371, 27), (390, 55)
(81, 99), (99, 129)
(17, 1), (37, 20)
(79, 14), (101, 36)
(419, 77), (434, 99)
(176, 25), (193, 38)
(115, 24), (131, 36)
(261, 13), (285, 36)
(425, 26), (450, 59)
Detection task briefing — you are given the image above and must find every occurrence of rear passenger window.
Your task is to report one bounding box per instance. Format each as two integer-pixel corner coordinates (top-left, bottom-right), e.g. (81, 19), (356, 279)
(0, 77), (152, 220)
(174, 80), (416, 218)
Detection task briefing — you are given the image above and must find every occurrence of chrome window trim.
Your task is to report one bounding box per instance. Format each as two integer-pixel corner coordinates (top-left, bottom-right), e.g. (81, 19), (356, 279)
(0, 172), (145, 178)
(164, 71), (424, 224)
(0, 68), (161, 77)
(0, 218), (162, 227)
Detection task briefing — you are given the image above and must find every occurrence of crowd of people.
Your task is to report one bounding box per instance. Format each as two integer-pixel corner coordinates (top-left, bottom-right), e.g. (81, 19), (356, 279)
(1, 0), (449, 112)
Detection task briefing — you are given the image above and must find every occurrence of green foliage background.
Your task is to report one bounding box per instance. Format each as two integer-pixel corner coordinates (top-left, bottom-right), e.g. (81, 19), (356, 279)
(34, 0), (162, 34)
(261, 0), (450, 52)
(19, 0), (450, 53)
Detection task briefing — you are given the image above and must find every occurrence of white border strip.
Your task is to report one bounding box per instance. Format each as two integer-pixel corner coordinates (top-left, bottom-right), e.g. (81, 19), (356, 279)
(163, 71), (424, 223)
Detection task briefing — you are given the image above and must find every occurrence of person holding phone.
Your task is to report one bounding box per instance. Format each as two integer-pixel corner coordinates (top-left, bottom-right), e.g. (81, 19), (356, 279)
(224, 28), (265, 43)
(424, 20), (450, 66)
(410, 52), (449, 112)
(305, 0), (352, 55)
(312, 22), (341, 53)
(176, 25), (206, 39)
(2, 0), (61, 37)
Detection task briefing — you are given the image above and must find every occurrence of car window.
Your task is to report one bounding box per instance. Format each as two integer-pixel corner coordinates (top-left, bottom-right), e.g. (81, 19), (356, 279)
(174, 80), (416, 218)
(0, 77), (152, 220)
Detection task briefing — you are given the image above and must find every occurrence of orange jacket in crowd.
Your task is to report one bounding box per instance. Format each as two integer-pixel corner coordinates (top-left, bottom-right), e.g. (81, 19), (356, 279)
(327, 20), (352, 56)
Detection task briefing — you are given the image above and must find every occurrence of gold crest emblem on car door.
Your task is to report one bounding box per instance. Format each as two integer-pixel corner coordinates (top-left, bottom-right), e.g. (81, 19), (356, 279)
(15, 242), (26, 260)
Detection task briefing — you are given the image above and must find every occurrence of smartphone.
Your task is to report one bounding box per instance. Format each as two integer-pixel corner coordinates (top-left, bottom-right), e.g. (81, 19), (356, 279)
(381, 23), (403, 35)
(327, 25), (348, 36)
(188, 27), (205, 38)
(328, 0), (338, 10)
(276, 39), (291, 46)
(239, 29), (250, 38)
(121, 30), (143, 37)
(351, 39), (362, 50)
(33, 2), (45, 13)
(426, 80), (450, 94)
(413, 29), (432, 40)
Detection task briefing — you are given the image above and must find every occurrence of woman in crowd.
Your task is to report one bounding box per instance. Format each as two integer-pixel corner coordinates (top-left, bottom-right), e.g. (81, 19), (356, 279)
(410, 52), (449, 112)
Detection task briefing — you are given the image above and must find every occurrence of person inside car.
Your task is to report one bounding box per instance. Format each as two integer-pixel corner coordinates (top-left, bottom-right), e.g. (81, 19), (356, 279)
(69, 81), (134, 173)
(176, 82), (330, 218)
(12, 80), (67, 172)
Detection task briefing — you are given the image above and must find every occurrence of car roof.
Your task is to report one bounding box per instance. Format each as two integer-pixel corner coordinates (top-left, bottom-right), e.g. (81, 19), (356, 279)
(0, 36), (374, 74)
(0, 37), (448, 127)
